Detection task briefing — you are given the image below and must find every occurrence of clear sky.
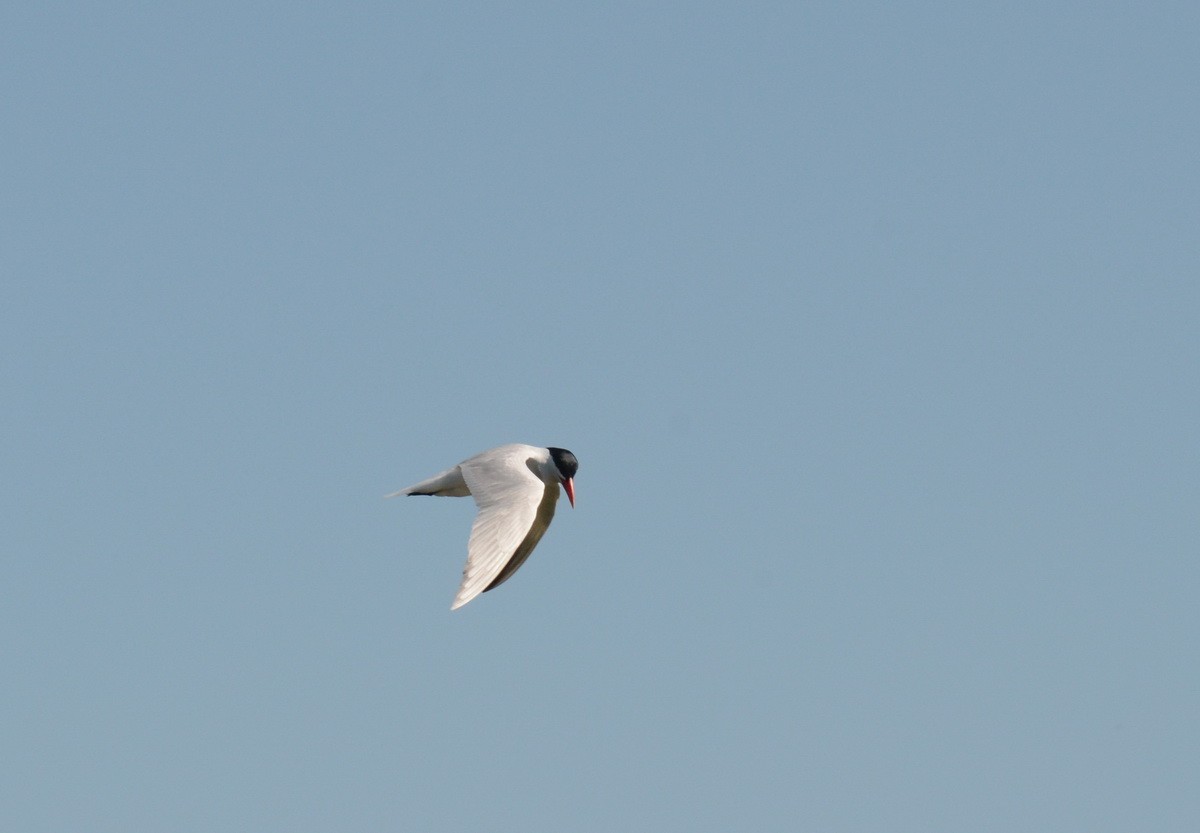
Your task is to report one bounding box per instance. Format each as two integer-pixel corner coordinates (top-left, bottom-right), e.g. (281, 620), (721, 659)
(3, 2), (1197, 831)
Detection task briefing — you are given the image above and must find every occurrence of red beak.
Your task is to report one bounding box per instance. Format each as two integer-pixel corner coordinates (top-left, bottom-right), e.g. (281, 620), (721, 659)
(562, 477), (575, 508)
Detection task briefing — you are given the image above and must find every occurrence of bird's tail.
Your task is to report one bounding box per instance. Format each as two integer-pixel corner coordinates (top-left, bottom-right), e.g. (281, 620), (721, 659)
(385, 465), (470, 498)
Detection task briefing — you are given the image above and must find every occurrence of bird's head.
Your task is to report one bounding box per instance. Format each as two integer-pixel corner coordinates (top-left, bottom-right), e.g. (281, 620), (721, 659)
(547, 447), (578, 508)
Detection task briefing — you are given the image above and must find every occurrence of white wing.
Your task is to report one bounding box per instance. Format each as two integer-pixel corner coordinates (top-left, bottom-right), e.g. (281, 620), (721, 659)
(451, 448), (559, 610)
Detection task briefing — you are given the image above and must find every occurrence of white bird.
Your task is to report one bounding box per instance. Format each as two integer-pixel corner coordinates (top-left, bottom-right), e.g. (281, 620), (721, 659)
(390, 444), (579, 610)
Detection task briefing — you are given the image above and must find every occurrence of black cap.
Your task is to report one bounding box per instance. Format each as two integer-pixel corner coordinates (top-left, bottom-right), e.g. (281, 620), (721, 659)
(547, 447), (578, 479)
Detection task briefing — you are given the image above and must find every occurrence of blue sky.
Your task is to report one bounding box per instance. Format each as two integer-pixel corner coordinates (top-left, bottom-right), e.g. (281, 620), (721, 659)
(3, 2), (1198, 830)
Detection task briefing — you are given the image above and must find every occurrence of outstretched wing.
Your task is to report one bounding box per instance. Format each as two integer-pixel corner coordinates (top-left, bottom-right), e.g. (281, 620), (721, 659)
(451, 450), (559, 610)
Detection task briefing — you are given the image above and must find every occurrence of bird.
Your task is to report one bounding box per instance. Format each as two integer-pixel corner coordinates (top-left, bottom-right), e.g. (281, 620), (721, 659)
(389, 444), (579, 610)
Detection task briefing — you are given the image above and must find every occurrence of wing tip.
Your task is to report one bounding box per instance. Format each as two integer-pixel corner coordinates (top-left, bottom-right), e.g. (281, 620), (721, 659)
(451, 585), (484, 611)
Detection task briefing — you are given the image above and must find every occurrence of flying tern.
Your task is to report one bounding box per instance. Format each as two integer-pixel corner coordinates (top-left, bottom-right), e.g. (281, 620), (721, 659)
(390, 444), (579, 610)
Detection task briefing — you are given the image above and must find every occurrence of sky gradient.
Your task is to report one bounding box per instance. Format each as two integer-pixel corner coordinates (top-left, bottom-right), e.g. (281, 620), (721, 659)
(3, 2), (1198, 831)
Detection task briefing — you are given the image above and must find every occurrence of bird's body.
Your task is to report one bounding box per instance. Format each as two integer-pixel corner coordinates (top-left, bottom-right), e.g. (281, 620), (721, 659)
(391, 444), (578, 610)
